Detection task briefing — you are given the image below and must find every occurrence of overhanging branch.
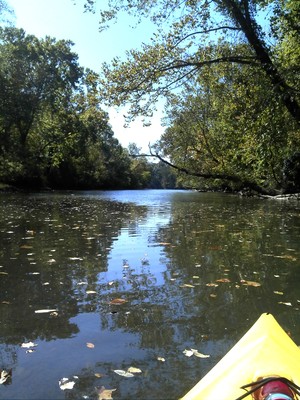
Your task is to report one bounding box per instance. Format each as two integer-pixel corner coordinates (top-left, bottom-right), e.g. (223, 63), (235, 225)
(131, 149), (276, 195)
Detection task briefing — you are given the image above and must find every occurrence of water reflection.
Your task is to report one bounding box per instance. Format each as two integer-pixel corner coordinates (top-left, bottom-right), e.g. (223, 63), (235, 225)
(0, 191), (300, 399)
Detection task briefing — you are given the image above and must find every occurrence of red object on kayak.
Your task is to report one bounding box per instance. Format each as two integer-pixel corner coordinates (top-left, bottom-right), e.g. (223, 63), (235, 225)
(254, 379), (295, 400)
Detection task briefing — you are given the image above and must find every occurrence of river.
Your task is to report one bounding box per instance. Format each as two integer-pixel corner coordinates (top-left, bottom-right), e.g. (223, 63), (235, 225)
(0, 190), (300, 399)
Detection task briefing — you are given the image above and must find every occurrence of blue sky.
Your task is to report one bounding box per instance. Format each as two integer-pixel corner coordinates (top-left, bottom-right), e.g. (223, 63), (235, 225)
(6, 0), (164, 152)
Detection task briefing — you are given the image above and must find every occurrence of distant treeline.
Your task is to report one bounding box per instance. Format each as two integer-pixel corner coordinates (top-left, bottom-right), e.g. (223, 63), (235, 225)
(0, 27), (176, 190)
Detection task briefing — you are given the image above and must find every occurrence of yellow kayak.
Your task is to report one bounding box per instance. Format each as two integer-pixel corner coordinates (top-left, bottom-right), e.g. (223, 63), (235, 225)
(182, 313), (300, 400)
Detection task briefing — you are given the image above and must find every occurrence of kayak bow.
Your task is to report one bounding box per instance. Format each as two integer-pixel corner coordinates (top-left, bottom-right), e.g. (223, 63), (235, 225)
(181, 313), (300, 400)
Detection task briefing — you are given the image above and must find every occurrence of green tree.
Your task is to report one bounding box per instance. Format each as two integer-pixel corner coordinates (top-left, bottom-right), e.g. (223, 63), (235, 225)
(0, 27), (83, 184)
(0, 27), (136, 189)
(156, 40), (299, 192)
(84, 0), (299, 126)
(81, 0), (300, 192)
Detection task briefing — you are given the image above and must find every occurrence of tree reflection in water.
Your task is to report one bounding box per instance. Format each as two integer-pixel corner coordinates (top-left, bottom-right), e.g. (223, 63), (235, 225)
(0, 191), (300, 399)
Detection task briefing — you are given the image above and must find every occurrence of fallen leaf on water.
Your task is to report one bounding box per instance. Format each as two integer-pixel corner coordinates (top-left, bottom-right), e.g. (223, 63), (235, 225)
(127, 367), (142, 374)
(113, 369), (134, 378)
(216, 278), (231, 283)
(0, 271), (8, 275)
(86, 290), (97, 294)
(206, 283), (219, 287)
(35, 309), (58, 314)
(274, 291), (284, 295)
(109, 298), (128, 305)
(26, 349), (36, 354)
(95, 373), (105, 378)
(241, 280), (261, 287)
(86, 342), (95, 349)
(210, 294), (217, 298)
(0, 369), (12, 385)
(96, 386), (117, 400)
(69, 257), (83, 261)
(21, 342), (37, 348)
(278, 301), (292, 306)
(59, 378), (75, 390)
(157, 357), (165, 362)
(180, 284), (195, 288)
(183, 349), (194, 357)
(191, 349), (210, 358)
(274, 254), (297, 261)
(183, 348), (210, 358)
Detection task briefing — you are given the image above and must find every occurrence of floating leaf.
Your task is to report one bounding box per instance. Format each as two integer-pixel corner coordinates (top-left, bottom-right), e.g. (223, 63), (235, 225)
(210, 294), (217, 298)
(95, 373), (105, 378)
(206, 283), (218, 287)
(157, 357), (165, 362)
(86, 342), (95, 349)
(86, 290), (97, 294)
(184, 348), (210, 358)
(109, 298), (127, 305)
(0, 369), (12, 385)
(59, 378), (75, 390)
(274, 254), (297, 261)
(26, 349), (36, 354)
(0, 271), (8, 275)
(274, 291), (284, 295)
(35, 309), (58, 314)
(241, 280), (261, 287)
(113, 369), (134, 377)
(21, 341), (37, 348)
(127, 367), (142, 374)
(181, 284), (195, 288)
(69, 257), (83, 261)
(278, 301), (292, 306)
(191, 349), (210, 358)
(216, 278), (231, 283)
(183, 349), (194, 357)
(96, 386), (117, 400)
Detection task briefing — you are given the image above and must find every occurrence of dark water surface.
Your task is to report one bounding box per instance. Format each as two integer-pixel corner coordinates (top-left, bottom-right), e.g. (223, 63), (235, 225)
(1, 190), (300, 399)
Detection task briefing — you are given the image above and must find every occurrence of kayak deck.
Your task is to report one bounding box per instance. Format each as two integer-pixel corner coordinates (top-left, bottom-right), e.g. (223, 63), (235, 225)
(181, 313), (300, 399)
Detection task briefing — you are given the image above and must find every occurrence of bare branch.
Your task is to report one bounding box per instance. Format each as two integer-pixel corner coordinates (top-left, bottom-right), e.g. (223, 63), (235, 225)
(161, 55), (259, 72)
(174, 26), (242, 47)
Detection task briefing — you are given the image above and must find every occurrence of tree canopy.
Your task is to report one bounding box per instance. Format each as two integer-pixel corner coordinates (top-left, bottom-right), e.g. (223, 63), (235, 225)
(84, 0), (300, 193)
(0, 27), (170, 190)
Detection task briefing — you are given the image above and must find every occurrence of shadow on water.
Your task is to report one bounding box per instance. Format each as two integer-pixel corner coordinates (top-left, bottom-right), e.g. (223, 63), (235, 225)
(0, 190), (300, 399)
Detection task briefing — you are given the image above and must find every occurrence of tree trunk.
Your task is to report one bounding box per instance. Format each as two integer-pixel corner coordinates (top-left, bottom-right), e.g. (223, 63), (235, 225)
(223, 0), (300, 125)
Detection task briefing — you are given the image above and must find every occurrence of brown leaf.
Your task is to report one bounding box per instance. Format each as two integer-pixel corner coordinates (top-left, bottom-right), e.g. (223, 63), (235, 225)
(109, 298), (128, 305)
(241, 280), (261, 287)
(96, 386), (117, 400)
(216, 278), (231, 283)
(180, 283), (195, 288)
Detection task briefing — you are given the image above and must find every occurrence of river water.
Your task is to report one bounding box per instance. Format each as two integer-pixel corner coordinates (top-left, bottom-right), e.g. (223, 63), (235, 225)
(0, 190), (300, 399)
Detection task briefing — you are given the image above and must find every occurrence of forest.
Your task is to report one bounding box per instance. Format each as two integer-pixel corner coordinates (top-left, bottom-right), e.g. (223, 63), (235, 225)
(0, 0), (299, 193)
